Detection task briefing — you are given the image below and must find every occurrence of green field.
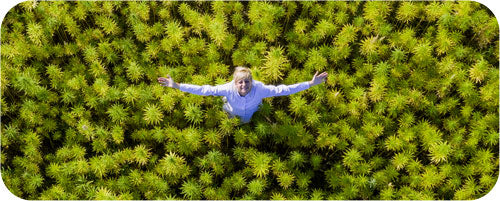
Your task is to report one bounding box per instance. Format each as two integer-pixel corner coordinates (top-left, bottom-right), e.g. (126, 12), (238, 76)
(1, 1), (499, 200)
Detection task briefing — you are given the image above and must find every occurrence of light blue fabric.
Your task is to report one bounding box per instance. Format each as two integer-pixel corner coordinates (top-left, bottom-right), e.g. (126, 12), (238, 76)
(179, 80), (310, 123)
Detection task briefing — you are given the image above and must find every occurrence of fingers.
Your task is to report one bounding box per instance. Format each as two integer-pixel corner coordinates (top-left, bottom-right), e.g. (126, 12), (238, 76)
(158, 79), (169, 87)
(314, 72), (327, 79)
(158, 79), (167, 85)
(158, 75), (173, 85)
(313, 71), (328, 78)
(318, 72), (328, 82)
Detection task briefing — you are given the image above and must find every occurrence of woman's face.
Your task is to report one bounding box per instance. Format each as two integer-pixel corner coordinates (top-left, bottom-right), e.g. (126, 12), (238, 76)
(235, 78), (252, 96)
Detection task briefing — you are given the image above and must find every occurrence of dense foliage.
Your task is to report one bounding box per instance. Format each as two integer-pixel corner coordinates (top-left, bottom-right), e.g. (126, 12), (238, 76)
(1, 1), (499, 200)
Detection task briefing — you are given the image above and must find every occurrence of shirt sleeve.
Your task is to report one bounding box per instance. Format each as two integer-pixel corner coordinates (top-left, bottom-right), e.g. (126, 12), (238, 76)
(179, 83), (230, 96)
(259, 81), (311, 98)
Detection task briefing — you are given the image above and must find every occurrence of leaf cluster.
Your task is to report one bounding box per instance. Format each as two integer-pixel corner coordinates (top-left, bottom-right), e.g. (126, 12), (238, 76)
(1, 1), (498, 200)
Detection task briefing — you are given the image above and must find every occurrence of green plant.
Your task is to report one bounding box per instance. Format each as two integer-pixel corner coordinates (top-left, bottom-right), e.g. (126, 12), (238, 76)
(247, 178), (266, 196)
(180, 179), (202, 200)
(184, 103), (203, 125)
(261, 46), (289, 82)
(142, 103), (163, 125)
(277, 171), (295, 189)
(248, 152), (272, 178)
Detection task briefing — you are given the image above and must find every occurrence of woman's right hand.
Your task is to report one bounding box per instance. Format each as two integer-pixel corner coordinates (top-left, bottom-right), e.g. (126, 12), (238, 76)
(157, 75), (179, 89)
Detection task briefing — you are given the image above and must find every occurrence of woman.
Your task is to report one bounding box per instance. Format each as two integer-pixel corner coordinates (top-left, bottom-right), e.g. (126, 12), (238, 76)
(158, 66), (328, 124)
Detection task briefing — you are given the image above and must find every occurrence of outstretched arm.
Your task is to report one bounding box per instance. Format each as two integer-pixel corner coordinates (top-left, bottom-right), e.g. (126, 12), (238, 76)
(157, 75), (229, 96)
(260, 71), (328, 98)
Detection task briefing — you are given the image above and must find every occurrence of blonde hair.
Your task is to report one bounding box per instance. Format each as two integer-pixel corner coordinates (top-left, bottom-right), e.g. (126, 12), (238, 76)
(233, 66), (252, 81)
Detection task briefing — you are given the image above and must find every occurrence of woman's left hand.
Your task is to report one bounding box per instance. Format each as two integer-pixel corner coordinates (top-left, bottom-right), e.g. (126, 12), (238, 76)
(309, 71), (328, 86)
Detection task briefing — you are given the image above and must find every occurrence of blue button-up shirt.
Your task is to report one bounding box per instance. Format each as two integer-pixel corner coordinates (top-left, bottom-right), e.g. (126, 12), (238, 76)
(179, 80), (310, 123)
